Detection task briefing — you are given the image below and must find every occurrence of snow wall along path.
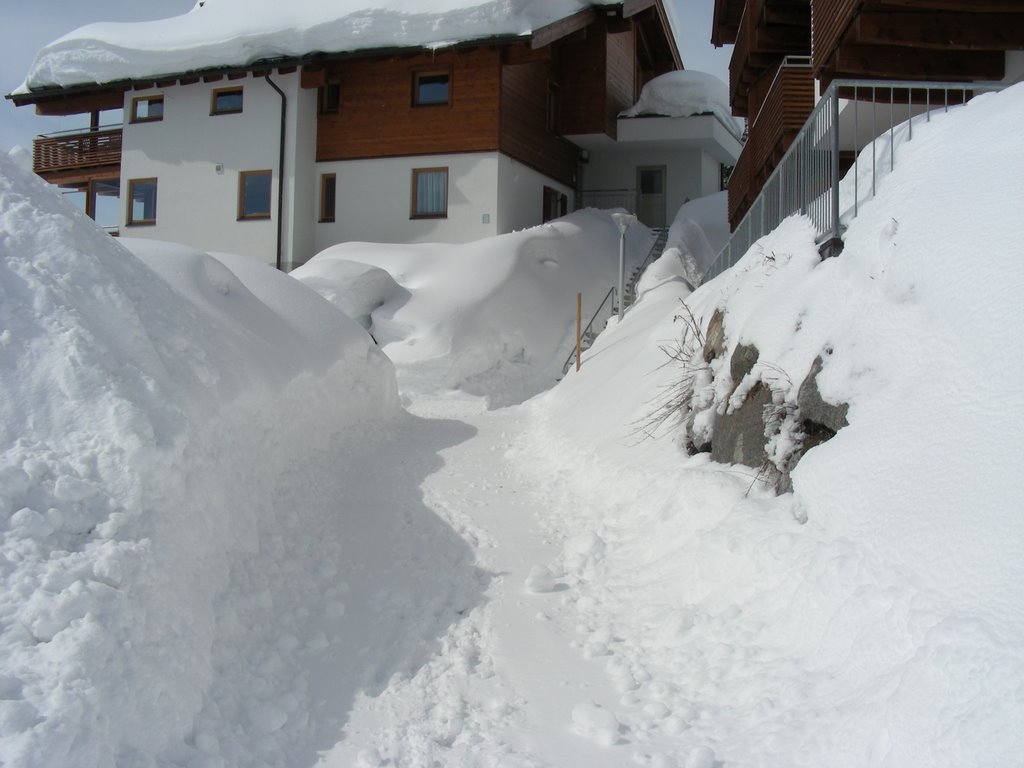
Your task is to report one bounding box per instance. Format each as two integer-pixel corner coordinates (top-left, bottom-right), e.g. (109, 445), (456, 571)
(0, 152), (401, 767)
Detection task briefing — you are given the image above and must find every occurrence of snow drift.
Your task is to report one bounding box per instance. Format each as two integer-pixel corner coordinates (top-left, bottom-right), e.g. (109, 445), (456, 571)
(293, 210), (655, 406)
(0, 151), (400, 767)
(520, 83), (1024, 766)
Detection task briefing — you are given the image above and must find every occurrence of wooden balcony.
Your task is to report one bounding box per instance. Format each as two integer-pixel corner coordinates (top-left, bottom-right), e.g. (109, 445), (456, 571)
(811, 0), (1022, 85)
(728, 59), (814, 228)
(33, 125), (122, 186)
(728, 0), (811, 117)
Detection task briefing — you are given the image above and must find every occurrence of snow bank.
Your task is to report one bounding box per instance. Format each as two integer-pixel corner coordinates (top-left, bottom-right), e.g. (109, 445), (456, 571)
(294, 210), (655, 406)
(620, 70), (744, 140)
(0, 152), (398, 766)
(519, 83), (1024, 766)
(20, 0), (621, 92)
(640, 190), (730, 293)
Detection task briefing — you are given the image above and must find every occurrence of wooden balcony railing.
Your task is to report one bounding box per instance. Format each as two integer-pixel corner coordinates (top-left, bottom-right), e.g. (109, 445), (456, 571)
(728, 57), (814, 228)
(33, 125), (123, 176)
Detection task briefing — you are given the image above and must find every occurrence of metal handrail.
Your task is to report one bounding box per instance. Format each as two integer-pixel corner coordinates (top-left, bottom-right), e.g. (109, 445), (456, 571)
(561, 286), (615, 375)
(36, 123), (123, 139)
(629, 227), (668, 286)
(702, 78), (1006, 283)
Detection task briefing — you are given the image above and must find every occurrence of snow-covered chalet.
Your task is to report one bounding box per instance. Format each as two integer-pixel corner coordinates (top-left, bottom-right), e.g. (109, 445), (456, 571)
(8, 0), (742, 271)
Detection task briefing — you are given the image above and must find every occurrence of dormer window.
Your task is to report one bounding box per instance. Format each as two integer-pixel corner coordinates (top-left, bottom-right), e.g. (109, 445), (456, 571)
(130, 95), (164, 123)
(211, 87), (243, 115)
(412, 70), (450, 107)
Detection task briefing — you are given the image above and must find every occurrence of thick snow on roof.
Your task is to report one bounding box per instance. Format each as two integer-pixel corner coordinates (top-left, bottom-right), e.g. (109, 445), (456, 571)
(19, 0), (621, 93)
(621, 70), (744, 140)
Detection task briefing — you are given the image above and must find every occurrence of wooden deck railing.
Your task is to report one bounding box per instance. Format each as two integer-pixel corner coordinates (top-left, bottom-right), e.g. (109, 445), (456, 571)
(33, 126), (123, 175)
(728, 58), (814, 228)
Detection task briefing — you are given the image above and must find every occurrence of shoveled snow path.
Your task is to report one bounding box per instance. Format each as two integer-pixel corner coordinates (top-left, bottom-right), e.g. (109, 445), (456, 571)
(319, 391), (690, 768)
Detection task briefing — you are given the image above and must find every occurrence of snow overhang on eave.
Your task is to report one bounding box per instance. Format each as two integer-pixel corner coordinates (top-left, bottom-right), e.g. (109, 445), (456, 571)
(6, 34), (528, 110)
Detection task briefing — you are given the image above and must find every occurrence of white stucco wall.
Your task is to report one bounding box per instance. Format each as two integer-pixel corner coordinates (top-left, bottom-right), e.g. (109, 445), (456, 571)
(496, 155), (575, 234)
(283, 84), (317, 271)
(120, 72), (303, 268)
(313, 152), (503, 251)
(581, 147), (720, 222)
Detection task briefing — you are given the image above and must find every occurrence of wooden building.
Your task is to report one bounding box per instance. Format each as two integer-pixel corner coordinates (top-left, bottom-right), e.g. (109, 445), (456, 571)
(713, 0), (1024, 230)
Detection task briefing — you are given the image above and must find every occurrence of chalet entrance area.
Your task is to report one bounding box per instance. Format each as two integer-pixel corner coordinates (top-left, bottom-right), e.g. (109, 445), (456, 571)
(635, 165), (666, 228)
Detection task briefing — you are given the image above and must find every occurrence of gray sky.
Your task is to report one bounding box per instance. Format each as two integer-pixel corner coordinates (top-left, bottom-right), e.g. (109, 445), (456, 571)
(0, 0), (731, 152)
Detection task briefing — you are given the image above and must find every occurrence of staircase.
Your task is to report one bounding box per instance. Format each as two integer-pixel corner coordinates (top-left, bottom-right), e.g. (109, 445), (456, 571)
(561, 227), (669, 376)
(619, 227), (668, 313)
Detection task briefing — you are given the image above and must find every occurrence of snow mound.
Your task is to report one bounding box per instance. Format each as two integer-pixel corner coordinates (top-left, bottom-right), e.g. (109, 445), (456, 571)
(520, 83), (1024, 765)
(19, 0), (621, 92)
(0, 152), (399, 766)
(636, 191), (730, 295)
(620, 70), (744, 140)
(293, 209), (655, 407)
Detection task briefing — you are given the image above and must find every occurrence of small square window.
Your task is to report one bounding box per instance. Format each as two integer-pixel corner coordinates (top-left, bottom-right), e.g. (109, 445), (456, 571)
(211, 87), (244, 115)
(127, 178), (157, 225)
(412, 70), (450, 107)
(319, 83), (341, 114)
(320, 173), (337, 222)
(131, 95), (164, 123)
(238, 170), (272, 220)
(411, 168), (448, 218)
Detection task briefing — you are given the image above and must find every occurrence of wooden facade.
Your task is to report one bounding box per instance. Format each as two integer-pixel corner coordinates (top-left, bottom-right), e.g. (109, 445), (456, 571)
(313, 48), (502, 163)
(812, 0), (1023, 86)
(713, 0), (1024, 231)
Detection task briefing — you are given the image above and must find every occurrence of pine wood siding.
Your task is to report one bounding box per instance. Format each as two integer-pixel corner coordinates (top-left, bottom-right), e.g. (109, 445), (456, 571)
(812, 0), (863, 76)
(315, 48), (501, 162)
(605, 28), (637, 138)
(499, 59), (579, 187)
(556, 17), (637, 139)
(558, 23), (611, 136)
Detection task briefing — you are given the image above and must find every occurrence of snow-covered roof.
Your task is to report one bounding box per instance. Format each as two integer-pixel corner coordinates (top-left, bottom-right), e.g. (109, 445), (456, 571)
(621, 70), (744, 141)
(16, 0), (626, 94)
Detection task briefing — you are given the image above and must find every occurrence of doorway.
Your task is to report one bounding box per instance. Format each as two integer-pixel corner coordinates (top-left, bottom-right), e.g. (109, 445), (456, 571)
(636, 165), (666, 228)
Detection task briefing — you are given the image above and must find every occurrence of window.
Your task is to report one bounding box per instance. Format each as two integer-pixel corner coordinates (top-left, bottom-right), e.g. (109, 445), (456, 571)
(126, 178), (157, 225)
(639, 168), (664, 195)
(238, 170), (272, 220)
(319, 83), (341, 114)
(412, 70), (450, 107)
(546, 82), (560, 134)
(130, 95), (164, 123)
(542, 186), (567, 223)
(211, 87), (243, 115)
(411, 168), (448, 218)
(319, 173), (337, 222)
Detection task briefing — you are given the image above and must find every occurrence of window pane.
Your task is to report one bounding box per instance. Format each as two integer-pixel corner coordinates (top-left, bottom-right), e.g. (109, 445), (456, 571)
(241, 173), (271, 217)
(321, 175), (336, 221)
(130, 180), (157, 222)
(415, 170), (447, 215)
(133, 97), (163, 121)
(640, 169), (664, 195)
(416, 74), (449, 105)
(321, 84), (340, 114)
(214, 89), (243, 113)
